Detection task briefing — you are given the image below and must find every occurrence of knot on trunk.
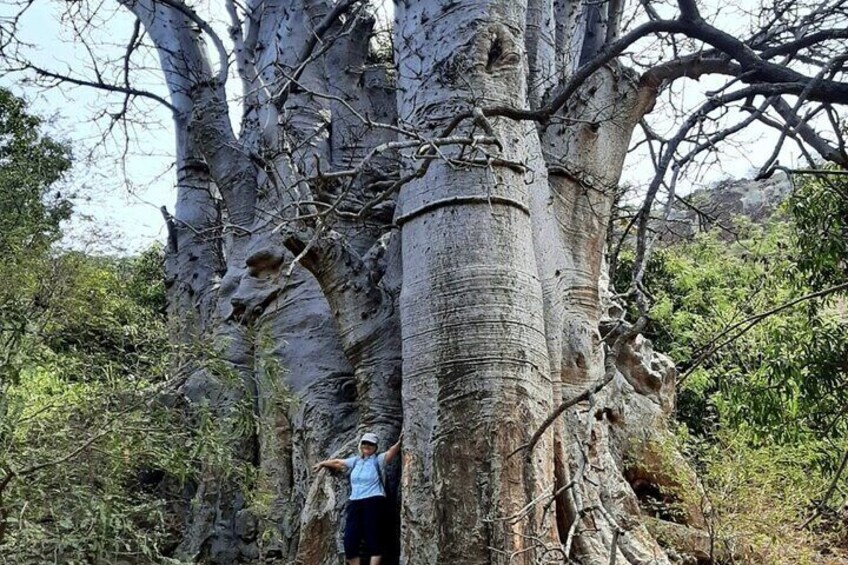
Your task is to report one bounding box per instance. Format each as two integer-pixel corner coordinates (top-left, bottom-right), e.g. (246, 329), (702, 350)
(478, 23), (521, 74)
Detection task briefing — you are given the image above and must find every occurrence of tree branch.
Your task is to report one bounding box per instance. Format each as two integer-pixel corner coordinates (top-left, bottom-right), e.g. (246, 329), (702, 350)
(641, 55), (743, 89)
(23, 63), (177, 114)
(153, 0), (230, 85)
(770, 96), (848, 168)
(676, 0), (701, 22)
(759, 28), (848, 60)
(273, 0), (363, 109)
(679, 17), (848, 104)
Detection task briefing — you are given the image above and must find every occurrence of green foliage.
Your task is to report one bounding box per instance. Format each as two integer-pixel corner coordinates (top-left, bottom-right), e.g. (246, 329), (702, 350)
(0, 91), (194, 564)
(698, 430), (842, 565)
(614, 173), (848, 559)
(0, 88), (72, 257)
(0, 243), (278, 563)
(788, 171), (848, 289)
(618, 210), (848, 446)
(36, 249), (168, 383)
(1, 368), (191, 564)
(0, 243), (190, 563)
(0, 89), (73, 387)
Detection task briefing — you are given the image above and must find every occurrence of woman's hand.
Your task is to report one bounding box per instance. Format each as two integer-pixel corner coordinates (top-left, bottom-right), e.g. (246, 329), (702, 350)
(385, 432), (403, 465)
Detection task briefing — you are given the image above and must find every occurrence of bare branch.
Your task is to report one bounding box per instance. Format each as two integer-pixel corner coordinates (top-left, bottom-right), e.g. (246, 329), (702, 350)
(770, 96), (848, 167)
(759, 28), (848, 59)
(273, 0), (363, 109)
(676, 0), (701, 21)
(226, 0), (256, 99)
(20, 62), (177, 113)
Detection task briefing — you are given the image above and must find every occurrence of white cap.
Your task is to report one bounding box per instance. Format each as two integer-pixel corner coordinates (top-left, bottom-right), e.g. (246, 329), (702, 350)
(359, 432), (379, 445)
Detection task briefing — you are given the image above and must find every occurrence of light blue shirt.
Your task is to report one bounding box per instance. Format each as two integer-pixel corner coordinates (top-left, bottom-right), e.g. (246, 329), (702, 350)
(344, 453), (386, 500)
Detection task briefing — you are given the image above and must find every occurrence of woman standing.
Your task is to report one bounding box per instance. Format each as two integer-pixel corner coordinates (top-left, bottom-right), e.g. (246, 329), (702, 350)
(313, 432), (402, 565)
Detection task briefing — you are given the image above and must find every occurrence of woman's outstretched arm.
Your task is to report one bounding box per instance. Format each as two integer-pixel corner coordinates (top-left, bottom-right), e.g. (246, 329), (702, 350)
(384, 433), (403, 465)
(313, 458), (348, 472)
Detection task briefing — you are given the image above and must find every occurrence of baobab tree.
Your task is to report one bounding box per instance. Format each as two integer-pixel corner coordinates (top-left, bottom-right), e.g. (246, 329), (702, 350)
(3, 0), (848, 562)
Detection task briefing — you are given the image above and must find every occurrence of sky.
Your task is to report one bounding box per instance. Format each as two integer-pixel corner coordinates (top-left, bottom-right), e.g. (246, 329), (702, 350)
(2, 0), (809, 255)
(3, 1), (178, 254)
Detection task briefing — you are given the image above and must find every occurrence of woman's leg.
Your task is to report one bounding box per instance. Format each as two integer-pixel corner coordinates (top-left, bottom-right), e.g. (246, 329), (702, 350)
(362, 497), (385, 564)
(344, 500), (364, 564)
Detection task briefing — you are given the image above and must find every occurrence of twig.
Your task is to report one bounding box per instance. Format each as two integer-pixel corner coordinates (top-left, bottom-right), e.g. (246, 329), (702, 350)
(510, 368), (615, 460)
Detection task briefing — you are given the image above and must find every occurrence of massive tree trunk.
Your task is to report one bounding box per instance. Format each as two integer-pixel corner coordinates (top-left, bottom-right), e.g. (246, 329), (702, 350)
(394, 2), (558, 561)
(122, 0), (706, 562)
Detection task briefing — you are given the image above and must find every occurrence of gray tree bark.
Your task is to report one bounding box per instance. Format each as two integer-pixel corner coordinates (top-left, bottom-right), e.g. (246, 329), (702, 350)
(394, 2), (558, 561)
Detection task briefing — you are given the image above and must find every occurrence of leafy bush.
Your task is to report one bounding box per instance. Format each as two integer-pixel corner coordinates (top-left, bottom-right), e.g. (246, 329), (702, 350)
(0, 246), (193, 564)
(1, 367), (190, 564)
(0, 89), (191, 564)
(615, 172), (848, 560)
(618, 211), (848, 446)
(788, 170), (848, 290)
(698, 431), (844, 565)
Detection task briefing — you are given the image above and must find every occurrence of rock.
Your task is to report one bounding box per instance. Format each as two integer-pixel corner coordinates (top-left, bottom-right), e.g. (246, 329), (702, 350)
(656, 171), (792, 243)
(235, 509), (258, 541)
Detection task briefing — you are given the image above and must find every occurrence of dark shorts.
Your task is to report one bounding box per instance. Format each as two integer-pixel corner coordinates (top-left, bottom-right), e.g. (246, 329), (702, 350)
(344, 496), (385, 559)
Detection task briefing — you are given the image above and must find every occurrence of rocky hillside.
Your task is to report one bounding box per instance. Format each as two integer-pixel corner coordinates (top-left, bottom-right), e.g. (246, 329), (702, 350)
(657, 171), (792, 242)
